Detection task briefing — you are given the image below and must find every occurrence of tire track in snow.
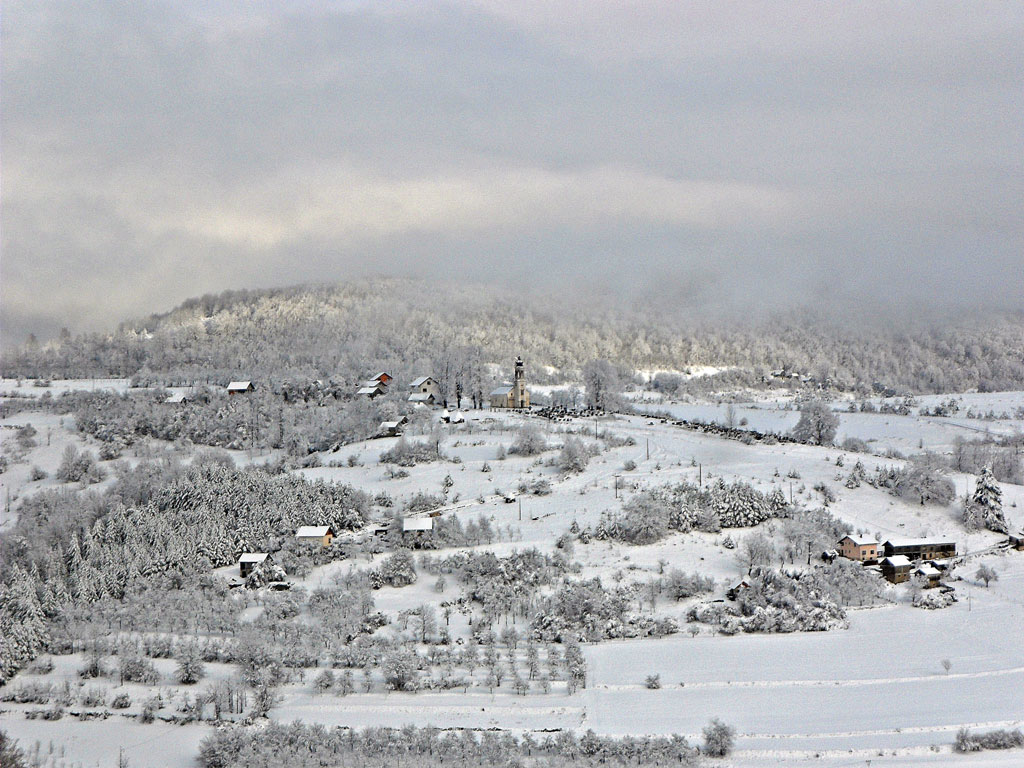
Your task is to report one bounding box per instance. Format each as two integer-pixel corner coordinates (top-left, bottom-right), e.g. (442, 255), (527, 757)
(591, 663), (1024, 690)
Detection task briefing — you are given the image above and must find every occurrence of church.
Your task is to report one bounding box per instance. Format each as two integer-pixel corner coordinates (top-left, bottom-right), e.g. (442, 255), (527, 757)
(489, 356), (530, 409)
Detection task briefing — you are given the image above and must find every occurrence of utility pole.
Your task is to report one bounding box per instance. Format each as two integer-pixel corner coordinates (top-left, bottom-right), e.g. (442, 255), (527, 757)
(646, 438), (650, 461)
(518, 497), (522, 522)
(698, 463), (702, 487)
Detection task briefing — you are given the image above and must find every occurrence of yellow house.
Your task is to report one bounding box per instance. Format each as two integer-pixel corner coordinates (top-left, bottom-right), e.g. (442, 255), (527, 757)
(837, 535), (879, 562)
(295, 526), (335, 546)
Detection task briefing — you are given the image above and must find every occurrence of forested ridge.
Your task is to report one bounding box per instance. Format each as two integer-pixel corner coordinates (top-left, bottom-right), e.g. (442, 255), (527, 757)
(4, 279), (1024, 393)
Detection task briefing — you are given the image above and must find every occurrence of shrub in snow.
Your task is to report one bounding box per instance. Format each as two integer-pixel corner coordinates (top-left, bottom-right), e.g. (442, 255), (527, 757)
(558, 437), (594, 474)
(382, 649), (421, 691)
(509, 426), (547, 456)
(841, 437), (869, 453)
(120, 655), (159, 685)
(956, 728), (1024, 753)
(56, 445), (105, 484)
(374, 549), (417, 588)
(175, 642), (206, 685)
(645, 674), (661, 689)
(913, 591), (954, 610)
(111, 693), (131, 709)
(379, 438), (444, 466)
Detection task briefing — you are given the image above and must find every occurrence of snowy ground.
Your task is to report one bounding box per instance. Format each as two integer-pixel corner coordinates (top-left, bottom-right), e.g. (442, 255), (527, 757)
(3, 393), (1023, 767)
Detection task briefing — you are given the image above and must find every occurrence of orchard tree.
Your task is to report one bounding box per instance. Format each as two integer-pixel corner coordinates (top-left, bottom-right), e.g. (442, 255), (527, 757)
(702, 718), (736, 757)
(975, 564), (998, 587)
(790, 401), (839, 446)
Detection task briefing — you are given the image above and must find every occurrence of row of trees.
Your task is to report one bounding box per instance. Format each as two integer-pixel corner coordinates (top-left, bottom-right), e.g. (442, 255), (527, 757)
(5, 279), (1023, 394)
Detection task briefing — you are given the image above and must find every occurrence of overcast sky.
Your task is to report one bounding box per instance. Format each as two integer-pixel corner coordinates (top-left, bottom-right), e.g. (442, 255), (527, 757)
(3, 1), (1022, 342)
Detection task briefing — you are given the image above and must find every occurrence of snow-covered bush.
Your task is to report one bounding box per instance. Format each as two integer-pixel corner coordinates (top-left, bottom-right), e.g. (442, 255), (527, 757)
(374, 549), (417, 588)
(558, 437), (595, 474)
(509, 426), (547, 456)
(955, 728), (1024, 752)
(55, 445), (105, 484)
(380, 438), (444, 466)
(702, 719), (736, 757)
(913, 591), (955, 610)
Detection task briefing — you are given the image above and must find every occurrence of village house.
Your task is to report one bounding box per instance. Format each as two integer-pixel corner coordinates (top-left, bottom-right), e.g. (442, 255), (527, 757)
(238, 552), (271, 578)
(912, 563), (943, 588)
(489, 356), (530, 409)
(226, 380), (255, 395)
(377, 416), (408, 437)
(837, 535), (879, 562)
(357, 372), (392, 399)
(295, 525), (335, 546)
(1008, 532), (1024, 551)
(726, 579), (751, 600)
(882, 538), (957, 561)
(165, 392), (189, 405)
(880, 555), (914, 583)
(408, 376), (441, 405)
(402, 517), (434, 534)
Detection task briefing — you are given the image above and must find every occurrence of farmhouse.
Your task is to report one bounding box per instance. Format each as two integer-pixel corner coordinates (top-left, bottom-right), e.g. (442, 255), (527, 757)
(490, 356), (530, 409)
(837, 535), (879, 562)
(403, 517), (434, 533)
(882, 538), (957, 561)
(912, 563), (943, 587)
(358, 372), (392, 398)
(727, 579), (751, 600)
(377, 416), (408, 437)
(227, 380), (255, 395)
(238, 552), (270, 578)
(295, 525), (335, 546)
(408, 376), (441, 405)
(880, 555), (913, 583)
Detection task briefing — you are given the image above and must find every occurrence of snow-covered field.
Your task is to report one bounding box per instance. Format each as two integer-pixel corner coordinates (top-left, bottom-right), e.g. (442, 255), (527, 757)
(3, 393), (1023, 767)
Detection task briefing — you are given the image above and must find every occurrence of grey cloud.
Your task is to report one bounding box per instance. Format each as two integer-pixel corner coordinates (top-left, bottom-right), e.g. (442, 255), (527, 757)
(2, 0), (1022, 344)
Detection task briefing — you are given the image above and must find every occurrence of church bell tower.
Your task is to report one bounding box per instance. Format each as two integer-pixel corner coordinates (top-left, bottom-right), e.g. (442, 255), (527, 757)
(513, 356), (526, 408)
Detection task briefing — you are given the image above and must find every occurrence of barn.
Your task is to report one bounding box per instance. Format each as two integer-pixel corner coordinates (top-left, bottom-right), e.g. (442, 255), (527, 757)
(238, 552), (270, 577)
(227, 380), (255, 395)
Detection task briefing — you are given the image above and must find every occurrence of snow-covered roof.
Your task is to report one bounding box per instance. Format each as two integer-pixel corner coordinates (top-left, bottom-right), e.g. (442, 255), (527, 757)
(881, 555), (912, 567)
(369, 372), (390, 381)
(490, 385), (513, 396)
(885, 538), (955, 548)
(227, 380), (253, 391)
(840, 535), (877, 547)
(403, 517), (433, 532)
(379, 420), (404, 430)
(296, 526), (332, 538)
(358, 386), (383, 395)
(914, 564), (942, 577)
(239, 553), (269, 563)
(451, 411), (465, 423)
(165, 392), (188, 404)
(410, 376), (433, 388)
(409, 393), (434, 402)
